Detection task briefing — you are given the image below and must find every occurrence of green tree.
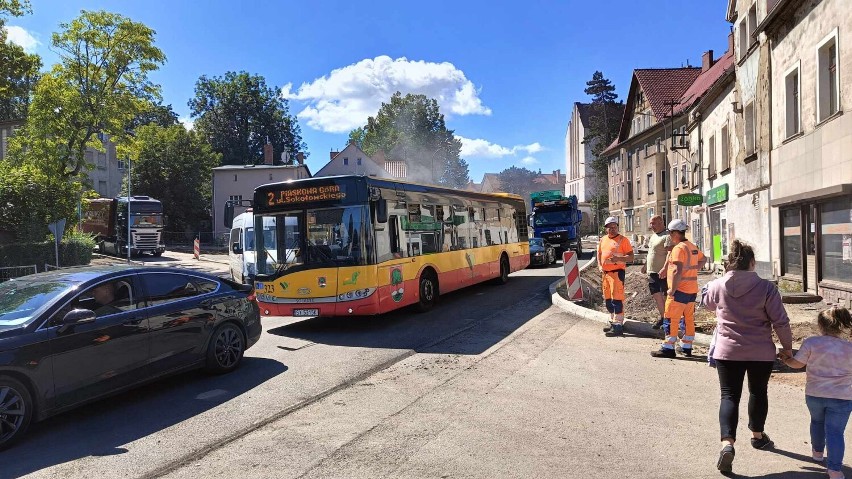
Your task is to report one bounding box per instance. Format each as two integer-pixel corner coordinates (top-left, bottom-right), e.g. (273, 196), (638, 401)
(582, 71), (623, 231)
(496, 166), (539, 208)
(0, 0), (40, 121)
(6, 10), (165, 179)
(126, 124), (221, 232)
(189, 71), (306, 166)
(0, 164), (84, 241)
(126, 101), (178, 132)
(359, 92), (468, 187)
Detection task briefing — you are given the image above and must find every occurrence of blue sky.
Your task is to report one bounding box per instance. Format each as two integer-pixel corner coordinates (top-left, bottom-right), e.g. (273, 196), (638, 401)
(6, 1), (731, 182)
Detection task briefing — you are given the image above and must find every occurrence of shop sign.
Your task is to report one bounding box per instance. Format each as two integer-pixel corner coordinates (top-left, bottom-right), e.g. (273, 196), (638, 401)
(677, 193), (703, 206)
(706, 184), (729, 206)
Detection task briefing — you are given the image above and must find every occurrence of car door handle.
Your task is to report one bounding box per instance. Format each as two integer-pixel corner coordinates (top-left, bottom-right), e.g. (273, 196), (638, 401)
(123, 317), (143, 326)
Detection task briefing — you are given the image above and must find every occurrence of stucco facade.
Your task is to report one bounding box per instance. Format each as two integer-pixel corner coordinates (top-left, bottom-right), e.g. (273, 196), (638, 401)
(212, 164), (311, 239)
(314, 142), (393, 178)
(762, 0), (852, 303)
(565, 102), (596, 202)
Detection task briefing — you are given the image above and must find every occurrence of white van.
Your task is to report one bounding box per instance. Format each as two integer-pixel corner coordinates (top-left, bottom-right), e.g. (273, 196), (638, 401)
(228, 212), (299, 284)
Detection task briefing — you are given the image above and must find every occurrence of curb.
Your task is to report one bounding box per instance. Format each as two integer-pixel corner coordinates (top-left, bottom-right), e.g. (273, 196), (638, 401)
(549, 256), (714, 348)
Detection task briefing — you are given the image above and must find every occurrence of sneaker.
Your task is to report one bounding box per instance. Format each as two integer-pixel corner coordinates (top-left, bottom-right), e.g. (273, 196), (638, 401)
(603, 323), (612, 332)
(651, 348), (676, 358)
(651, 318), (664, 329)
(750, 433), (774, 450)
(604, 324), (624, 336)
(812, 450), (824, 462)
(717, 444), (735, 473)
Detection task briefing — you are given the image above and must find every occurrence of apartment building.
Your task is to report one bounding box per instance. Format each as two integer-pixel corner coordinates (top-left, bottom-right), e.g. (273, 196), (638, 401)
(565, 102), (623, 202)
(759, 0), (852, 303)
(603, 67), (701, 239)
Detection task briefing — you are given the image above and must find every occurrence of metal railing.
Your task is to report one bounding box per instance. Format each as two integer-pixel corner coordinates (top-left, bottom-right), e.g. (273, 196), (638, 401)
(0, 264), (37, 282)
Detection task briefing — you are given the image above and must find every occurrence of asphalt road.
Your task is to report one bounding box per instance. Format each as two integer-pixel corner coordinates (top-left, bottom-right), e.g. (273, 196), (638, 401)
(3, 252), (589, 479)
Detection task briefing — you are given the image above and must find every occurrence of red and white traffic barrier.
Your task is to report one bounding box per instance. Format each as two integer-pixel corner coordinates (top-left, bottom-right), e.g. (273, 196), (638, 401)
(193, 238), (200, 260)
(562, 251), (583, 301)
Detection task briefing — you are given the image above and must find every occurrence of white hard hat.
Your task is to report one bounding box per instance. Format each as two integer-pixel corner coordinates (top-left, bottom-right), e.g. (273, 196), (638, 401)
(604, 216), (619, 226)
(668, 218), (689, 231)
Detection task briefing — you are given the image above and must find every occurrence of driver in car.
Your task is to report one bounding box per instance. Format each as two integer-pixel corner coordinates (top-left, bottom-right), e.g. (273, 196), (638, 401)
(91, 283), (122, 317)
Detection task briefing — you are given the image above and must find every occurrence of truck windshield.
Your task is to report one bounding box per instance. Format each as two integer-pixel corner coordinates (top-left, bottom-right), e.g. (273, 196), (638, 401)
(130, 214), (163, 227)
(255, 205), (369, 276)
(533, 209), (571, 227)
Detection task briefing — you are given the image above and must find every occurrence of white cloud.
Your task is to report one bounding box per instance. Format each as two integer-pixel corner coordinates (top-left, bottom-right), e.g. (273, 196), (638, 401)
(4, 25), (39, 53)
(520, 156), (539, 166)
(458, 136), (545, 159)
(179, 116), (195, 131)
(282, 56), (492, 133)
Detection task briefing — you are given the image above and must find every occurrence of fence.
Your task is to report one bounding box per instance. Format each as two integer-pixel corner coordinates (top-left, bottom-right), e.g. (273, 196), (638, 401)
(0, 264), (37, 282)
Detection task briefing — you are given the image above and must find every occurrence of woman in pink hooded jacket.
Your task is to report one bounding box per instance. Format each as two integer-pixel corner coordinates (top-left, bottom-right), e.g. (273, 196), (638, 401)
(704, 240), (793, 474)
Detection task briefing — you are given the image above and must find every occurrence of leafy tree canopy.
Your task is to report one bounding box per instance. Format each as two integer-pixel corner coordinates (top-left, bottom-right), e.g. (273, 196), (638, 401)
(189, 71), (306, 166)
(126, 101), (179, 132)
(497, 166), (540, 208)
(6, 10), (165, 179)
(0, 163), (84, 241)
(125, 124), (221, 232)
(0, 0), (39, 121)
(357, 92), (469, 188)
(582, 71), (622, 228)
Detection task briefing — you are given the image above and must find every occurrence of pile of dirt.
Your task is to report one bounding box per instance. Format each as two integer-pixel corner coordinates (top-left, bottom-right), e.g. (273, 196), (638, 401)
(573, 263), (822, 344)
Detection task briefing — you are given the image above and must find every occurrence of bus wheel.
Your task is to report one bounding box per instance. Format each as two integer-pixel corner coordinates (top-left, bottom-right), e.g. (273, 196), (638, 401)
(494, 255), (510, 285)
(417, 272), (437, 312)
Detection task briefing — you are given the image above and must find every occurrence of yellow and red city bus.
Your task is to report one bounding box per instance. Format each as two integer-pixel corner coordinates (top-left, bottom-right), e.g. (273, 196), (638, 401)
(248, 175), (530, 317)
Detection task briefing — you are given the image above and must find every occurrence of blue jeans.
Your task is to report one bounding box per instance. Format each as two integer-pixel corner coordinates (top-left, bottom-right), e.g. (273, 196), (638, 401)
(805, 395), (852, 472)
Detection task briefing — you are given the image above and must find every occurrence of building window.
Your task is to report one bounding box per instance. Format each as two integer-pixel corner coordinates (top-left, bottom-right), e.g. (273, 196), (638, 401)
(785, 66), (801, 137)
(97, 152), (107, 169)
(744, 102), (755, 157)
(357, 158), (362, 166)
(269, 174), (273, 181)
(117, 159), (127, 170)
(234, 174), (237, 182)
(625, 210), (635, 232)
(660, 169), (666, 193)
(98, 181), (107, 197)
(721, 123), (730, 171)
(747, 5), (757, 48)
(817, 30), (840, 122)
(636, 179), (641, 199)
(708, 134), (716, 177)
(821, 196), (852, 282)
(647, 172), (654, 195)
(343, 158), (349, 165)
(681, 164), (688, 187)
(655, 137), (662, 153)
(661, 205), (668, 223)
(228, 195), (242, 204)
(643, 144), (649, 158)
(672, 166), (679, 190)
(781, 207), (802, 275)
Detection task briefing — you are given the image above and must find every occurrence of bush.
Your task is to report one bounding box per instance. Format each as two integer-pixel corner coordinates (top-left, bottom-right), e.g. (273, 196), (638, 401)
(0, 231), (95, 271)
(0, 163), (84, 242)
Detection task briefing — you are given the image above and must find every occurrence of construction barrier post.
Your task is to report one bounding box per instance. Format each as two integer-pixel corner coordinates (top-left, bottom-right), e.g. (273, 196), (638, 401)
(562, 250), (584, 301)
(193, 237), (200, 260)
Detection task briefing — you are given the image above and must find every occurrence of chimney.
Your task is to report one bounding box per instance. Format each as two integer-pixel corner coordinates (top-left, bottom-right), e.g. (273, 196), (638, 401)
(348, 138), (357, 146)
(296, 152), (304, 165)
(263, 143), (273, 165)
(728, 31), (735, 54)
(553, 169), (561, 184)
(329, 150), (339, 160)
(702, 50), (715, 72)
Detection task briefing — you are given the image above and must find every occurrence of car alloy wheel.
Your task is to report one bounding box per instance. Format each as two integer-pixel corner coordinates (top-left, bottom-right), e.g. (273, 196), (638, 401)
(206, 323), (245, 374)
(0, 377), (33, 450)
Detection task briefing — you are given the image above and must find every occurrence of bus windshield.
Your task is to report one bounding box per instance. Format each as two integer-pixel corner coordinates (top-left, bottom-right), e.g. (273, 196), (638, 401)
(255, 205), (368, 276)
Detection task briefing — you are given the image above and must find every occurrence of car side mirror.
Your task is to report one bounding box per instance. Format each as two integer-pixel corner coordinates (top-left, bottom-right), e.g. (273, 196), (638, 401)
(232, 242), (243, 255)
(58, 308), (96, 333)
(375, 199), (388, 224)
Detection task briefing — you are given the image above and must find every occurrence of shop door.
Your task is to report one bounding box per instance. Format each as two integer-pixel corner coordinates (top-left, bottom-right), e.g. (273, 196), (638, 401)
(710, 206), (727, 264)
(806, 205), (818, 292)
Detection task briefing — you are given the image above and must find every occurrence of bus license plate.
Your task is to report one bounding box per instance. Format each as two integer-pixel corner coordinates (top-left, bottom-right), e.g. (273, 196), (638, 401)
(293, 308), (319, 317)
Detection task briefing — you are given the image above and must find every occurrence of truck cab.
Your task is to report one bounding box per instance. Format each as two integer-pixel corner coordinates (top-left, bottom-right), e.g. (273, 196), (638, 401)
(528, 191), (583, 256)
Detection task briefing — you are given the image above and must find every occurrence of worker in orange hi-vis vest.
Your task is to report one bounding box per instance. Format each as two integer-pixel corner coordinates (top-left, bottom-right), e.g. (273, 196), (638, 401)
(651, 218), (707, 358)
(597, 216), (634, 337)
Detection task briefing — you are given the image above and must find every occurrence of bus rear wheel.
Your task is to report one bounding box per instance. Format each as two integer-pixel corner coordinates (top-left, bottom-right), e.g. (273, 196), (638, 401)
(417, 272), (437, 312)
(494, 255), (510, 285)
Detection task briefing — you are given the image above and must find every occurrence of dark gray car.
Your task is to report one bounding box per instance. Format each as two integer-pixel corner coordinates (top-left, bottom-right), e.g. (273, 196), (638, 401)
(0, 265), (262, 450)
(529, 238), (556, 266)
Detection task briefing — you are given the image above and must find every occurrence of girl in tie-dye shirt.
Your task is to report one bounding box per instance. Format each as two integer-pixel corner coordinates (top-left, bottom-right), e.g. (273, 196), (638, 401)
(782, 307), (852, 479)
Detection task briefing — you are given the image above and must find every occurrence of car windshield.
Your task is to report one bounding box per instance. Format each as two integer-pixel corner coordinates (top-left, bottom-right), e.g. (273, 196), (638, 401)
(529, 238), (544, 247)
(0, 280), (74, 327)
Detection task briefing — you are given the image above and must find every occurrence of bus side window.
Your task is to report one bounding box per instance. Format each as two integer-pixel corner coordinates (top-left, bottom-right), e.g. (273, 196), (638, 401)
(389, 215), (402, 258)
